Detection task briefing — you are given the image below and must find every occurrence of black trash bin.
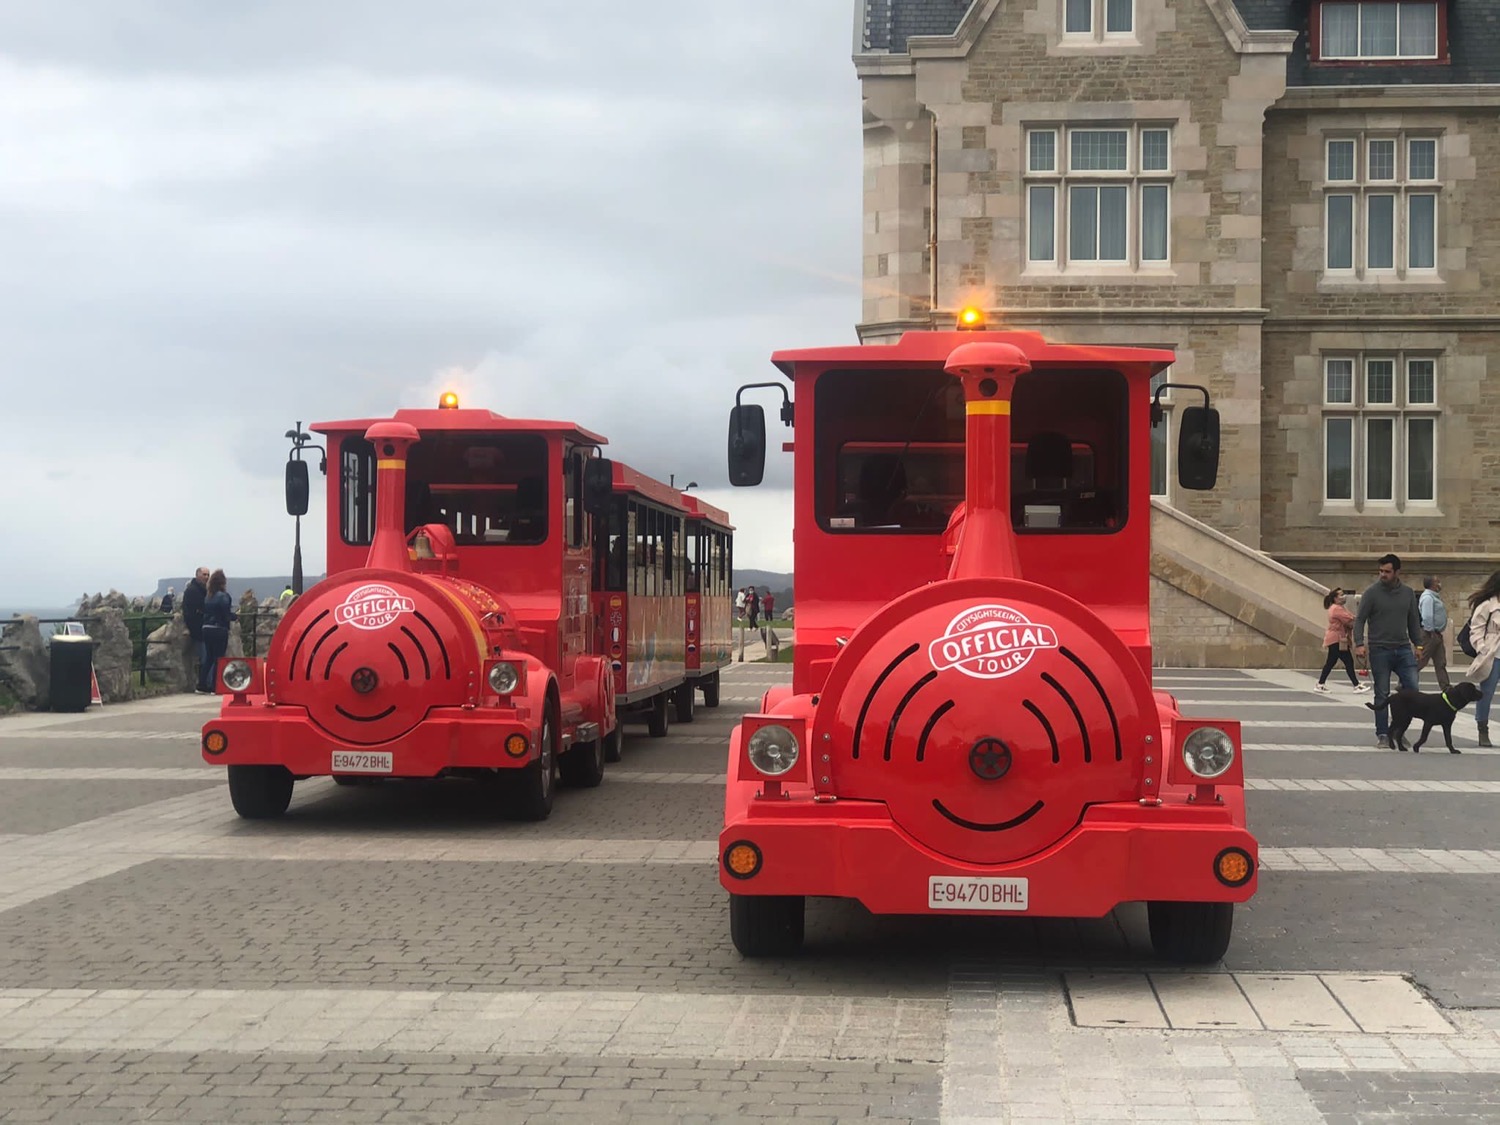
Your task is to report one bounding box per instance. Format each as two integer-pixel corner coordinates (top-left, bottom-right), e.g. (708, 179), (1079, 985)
(50, 633), (95, 712)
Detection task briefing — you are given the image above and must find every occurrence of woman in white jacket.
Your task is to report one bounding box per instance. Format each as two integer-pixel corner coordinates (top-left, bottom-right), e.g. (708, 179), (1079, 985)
(1462, 570), (1500, 748)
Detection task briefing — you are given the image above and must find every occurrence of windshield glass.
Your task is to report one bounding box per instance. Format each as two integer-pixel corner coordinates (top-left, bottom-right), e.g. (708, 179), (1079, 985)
(406, 433), (550, 545)
(813, 367), (1129, 534)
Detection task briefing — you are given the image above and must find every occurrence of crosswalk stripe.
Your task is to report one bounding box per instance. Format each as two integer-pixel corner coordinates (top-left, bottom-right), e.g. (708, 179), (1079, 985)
(1260, 846), (1500, 873)
(1250, 778), (1500, 792)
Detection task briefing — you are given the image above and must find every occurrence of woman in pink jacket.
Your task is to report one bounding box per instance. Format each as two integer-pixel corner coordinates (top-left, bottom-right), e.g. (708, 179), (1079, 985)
(1316, 587), (1370, 693)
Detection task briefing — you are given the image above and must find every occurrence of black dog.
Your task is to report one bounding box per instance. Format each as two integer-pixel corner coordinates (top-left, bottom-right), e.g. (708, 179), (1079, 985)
(1366, 681), (1483, 753)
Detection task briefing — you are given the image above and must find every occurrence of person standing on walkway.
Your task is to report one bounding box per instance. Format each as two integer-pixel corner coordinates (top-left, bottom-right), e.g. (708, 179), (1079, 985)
(198, 569), (238, 694)
(182, 567), (209, 691)
(1353, 553), (1422, 749)
(1461, 571), (1500, 748)
(1416, 575), (1452, 691)
(1315, 587), (1368, 694)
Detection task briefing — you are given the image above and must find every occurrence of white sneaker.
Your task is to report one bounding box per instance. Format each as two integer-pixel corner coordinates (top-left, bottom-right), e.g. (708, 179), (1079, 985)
(1314, 683), (1331, 693)
(1352, 683), (1371, 693)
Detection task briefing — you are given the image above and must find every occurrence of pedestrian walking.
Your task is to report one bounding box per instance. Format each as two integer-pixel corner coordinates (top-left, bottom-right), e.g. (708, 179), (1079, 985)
(762, 590), (776, 622)
(746, 587), (761, 630)
(1314, 587), (1367, 693)
(735, 587), (747, 621)
(1352, 553), (1423, 749)
(1461, 570), (1500, 748)
(1416, 575), (1452, 690)
(198, 569), (238, 694)
(182, 566), (209, 691)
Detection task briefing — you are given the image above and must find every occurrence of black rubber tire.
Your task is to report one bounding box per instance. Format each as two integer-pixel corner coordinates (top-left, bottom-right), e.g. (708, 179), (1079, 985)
(506, 715), (557, 821)
(729, 893), (805, 957)
(702, 674), (721, 708)
(647, 693), (670, 738)
(674, 684), (696, 724)
(1147, 901), (1234, 963)
(602, 723), (623, 764)
(227, 765), (294, 819)
(559, 730), (605, 789)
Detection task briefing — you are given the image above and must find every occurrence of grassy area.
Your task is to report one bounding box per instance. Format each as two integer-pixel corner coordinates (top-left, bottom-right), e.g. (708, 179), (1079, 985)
(759, 645), (795, 664)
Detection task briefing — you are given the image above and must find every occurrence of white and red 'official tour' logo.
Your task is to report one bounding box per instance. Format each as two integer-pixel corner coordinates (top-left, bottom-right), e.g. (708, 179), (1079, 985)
(335, 583), (417, 631)
(928, 603), (1059, 680)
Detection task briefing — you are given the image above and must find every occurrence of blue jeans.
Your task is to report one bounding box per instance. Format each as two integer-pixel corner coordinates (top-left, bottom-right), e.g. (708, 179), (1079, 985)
(1476, 660), (1500, 725)
(193, 637), (209, 690)
(1369, 645), (1419, 736)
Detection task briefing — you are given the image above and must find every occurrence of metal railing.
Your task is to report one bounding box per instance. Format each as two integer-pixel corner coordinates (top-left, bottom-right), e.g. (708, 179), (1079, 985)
(17, 609), (279, 687)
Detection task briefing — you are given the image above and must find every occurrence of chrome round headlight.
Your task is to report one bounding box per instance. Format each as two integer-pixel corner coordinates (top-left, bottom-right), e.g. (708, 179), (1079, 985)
(221, 660), (253, 693)
(488, 662), (520, 695)
(1183, 726), (1235, 779)
(747, 724), (800, 776)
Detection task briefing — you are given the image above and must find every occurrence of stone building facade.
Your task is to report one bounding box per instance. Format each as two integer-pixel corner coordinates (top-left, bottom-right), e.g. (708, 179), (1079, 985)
(856, 0), (1500, 639)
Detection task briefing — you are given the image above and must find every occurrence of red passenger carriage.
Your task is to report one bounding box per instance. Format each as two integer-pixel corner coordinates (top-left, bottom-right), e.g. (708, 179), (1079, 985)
(201, 396), (728, 820)
(719, 326), (1256, 962)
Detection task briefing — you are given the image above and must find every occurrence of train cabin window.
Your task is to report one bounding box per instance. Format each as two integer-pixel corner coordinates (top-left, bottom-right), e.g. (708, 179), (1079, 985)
(563, 449), (587, 549)
(405, 433), (550, 546)
(340, 437), (377, 546)
(814, 366), (1128, 534)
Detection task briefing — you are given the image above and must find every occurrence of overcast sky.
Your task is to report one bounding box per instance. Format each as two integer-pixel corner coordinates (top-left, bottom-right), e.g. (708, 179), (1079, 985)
(0, 1), (863, 605)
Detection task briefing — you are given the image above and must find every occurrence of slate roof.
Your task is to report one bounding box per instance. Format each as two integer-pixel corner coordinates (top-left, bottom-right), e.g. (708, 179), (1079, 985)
(865, 1), (1500, 85)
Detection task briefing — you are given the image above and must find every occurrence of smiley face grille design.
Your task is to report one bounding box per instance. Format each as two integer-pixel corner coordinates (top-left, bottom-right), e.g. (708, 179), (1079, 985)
(814, 581), (1156, 866)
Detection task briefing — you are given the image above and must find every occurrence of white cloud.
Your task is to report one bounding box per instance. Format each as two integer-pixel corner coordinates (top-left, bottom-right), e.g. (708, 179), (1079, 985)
(0, 2), (858, 602)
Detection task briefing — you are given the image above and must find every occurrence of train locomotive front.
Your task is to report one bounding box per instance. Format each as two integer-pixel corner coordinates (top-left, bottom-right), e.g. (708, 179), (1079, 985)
(720, 333), (1257, 962)
(203, 418), (613, 820)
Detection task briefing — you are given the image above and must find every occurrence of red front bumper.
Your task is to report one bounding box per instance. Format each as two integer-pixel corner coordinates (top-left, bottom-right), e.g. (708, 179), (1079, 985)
(201, 701), (535, 776)
(718, 796), (1257, 916)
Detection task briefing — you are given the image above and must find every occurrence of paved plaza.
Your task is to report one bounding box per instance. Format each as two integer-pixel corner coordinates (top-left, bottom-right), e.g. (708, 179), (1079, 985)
(1, 664), (1499, 1123)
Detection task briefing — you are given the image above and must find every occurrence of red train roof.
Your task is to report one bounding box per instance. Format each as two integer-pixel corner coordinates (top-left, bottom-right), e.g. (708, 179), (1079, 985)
(683, 494), (733, 529)
(312, 407), (606, 446)
(770, 330), (1174, 378)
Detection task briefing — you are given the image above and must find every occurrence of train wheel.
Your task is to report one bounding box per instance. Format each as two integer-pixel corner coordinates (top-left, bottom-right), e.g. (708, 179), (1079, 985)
(729, 893), (805, 957)
(1147, 901), (1233, 964)
(228, 765), (294, 819)
(507, 717), (557, 821)
(702, 674), (721, 708)
(559, 730), (606, 789)
(674, 684), (696, 724)
(602, 723), (623, 764)
(648, 693), (670, 738)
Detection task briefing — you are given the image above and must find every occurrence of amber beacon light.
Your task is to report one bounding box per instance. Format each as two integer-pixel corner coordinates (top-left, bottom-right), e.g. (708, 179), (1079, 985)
(438, 391), (460, 409)
(957, 307), (986, 330)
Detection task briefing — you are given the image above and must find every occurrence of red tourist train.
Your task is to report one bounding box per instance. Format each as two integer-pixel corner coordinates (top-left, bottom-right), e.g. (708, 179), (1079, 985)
(719, 323), (1256, 963)
(200, 395), (730, 820)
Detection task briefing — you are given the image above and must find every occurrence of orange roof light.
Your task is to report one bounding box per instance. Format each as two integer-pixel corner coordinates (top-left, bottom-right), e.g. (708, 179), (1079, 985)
(957, 307), (986, 331)
(438, 391), (460, 409)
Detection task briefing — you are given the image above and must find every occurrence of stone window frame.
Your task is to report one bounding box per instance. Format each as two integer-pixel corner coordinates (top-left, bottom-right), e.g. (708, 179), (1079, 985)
(1062, 0), (1135, 41)
(1024, 123), (1173, 275)
(1310, 1), (1447, 65)
(1321, 352), (1440, 512)
(1323, 133), (1440, 281)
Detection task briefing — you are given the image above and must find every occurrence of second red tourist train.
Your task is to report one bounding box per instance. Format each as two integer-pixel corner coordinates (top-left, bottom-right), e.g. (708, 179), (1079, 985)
(200, 395), (732, 820)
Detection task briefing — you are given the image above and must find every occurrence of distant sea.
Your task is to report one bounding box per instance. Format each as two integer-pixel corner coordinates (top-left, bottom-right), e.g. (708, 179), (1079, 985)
(1, 607), (78, 623)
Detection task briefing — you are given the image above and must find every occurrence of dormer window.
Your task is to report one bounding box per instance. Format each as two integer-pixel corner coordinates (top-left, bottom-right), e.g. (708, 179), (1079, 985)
(1314, 2), (1444, 62)
(1064, 0), (1133, 39)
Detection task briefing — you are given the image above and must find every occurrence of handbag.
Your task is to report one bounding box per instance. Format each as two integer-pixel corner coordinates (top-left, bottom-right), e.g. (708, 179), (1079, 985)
(1459, 620), (1478, 658)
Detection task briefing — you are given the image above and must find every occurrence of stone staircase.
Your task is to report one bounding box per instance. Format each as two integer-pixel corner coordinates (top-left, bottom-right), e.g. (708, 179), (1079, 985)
(1150, 499), (1329, 668)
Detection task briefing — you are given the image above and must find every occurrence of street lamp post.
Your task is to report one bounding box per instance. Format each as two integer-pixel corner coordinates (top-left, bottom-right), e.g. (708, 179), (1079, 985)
(284, 422), (326, 597)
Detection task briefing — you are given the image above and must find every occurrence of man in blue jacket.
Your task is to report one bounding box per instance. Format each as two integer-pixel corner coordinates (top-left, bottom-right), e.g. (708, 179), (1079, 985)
(181, 567), (209, 694)
(1353, 553), (1423, 749)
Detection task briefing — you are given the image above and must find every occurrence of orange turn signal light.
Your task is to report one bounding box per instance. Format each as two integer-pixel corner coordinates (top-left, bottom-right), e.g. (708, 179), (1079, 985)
(504, 733), (530, 758)
(202, 730), (229, 756)
(1214, 847), (1253, 887)
(722, 840), (762, 880)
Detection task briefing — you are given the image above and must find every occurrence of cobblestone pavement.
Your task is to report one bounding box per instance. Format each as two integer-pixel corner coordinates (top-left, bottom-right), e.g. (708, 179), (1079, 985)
(0, 663), (1498, 1122)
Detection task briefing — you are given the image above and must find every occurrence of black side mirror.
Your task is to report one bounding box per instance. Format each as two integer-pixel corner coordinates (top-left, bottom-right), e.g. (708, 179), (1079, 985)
(285, 460), (310, 516)
(583, 458), (614, 516)
(1177, 405), (1221, 491)
(727, 404), (767, 487)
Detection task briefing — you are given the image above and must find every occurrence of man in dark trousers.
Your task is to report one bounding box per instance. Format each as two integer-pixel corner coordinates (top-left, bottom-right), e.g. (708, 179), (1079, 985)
(1353, 553), (1423, 748)
(182, 567), (210, 694)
